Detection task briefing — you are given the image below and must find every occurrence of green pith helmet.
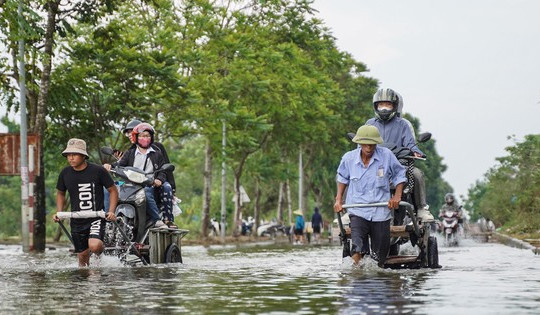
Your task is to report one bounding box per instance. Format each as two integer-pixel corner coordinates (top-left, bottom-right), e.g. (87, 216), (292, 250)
(352, 125), (383, 145)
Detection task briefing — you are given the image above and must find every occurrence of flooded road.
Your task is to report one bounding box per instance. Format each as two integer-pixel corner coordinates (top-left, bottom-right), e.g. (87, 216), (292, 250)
(1, 237), (539, 314)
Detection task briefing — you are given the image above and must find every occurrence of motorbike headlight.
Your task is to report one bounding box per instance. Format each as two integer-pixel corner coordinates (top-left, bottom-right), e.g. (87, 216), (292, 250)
(124, 169), (146, 184)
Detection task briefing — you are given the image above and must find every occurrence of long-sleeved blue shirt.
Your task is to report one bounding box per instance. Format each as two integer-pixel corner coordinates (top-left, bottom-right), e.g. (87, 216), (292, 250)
(337, 146), (406, 221)
(366, 117), (424, 156)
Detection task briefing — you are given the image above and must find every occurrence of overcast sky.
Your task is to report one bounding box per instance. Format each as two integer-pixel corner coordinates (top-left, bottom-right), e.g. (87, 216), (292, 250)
(313, 0), (540, 201)
(2, 1), (539, 202)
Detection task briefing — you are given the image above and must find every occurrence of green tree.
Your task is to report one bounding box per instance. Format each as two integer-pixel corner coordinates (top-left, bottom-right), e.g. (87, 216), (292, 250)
(464, 134), (540, 234)
(0, 0), (122, 249)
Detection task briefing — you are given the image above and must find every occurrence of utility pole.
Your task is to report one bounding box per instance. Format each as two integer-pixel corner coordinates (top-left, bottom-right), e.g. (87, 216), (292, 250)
(298, 149), (303, 214)
(220, 120), (227, 241)
(18, 0), (30, 252)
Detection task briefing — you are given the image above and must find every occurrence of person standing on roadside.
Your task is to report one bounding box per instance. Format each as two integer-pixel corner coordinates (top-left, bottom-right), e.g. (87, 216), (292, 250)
(53, 138), (118, 267)
(311, 207), (323, 244)
(294, 210), (305, 244)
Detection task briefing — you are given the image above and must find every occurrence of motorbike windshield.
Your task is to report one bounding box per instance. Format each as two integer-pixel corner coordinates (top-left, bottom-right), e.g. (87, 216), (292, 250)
(124, 169), (147, 184)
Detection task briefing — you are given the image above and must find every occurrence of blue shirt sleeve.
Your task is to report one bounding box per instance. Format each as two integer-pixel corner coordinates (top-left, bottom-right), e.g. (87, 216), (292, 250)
(336, 154), (350, 184)
(401, 122), (424, 156)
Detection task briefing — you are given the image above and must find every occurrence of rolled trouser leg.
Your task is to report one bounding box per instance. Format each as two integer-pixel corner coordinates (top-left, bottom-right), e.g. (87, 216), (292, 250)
(370, 219), (391, 267)
(350, 215), (370, 257)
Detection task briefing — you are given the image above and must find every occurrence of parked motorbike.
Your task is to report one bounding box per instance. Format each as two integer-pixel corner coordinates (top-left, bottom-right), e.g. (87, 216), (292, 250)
(439, 210), (460, 246)
(241, 216), (255, 236)
(257, 219), (289, 239)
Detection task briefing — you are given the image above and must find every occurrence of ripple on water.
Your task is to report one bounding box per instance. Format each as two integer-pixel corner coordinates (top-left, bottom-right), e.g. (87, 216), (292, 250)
(2, 239), (540, 313)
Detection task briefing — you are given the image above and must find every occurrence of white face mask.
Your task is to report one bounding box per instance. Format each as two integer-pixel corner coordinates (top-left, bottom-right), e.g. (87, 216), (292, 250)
(377, 104), (393, 111)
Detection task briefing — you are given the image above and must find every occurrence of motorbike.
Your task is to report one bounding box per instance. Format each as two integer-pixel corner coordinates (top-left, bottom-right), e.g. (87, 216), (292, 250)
(341, 132), (440, 269)
(57, 147), (188, 265)
(241, 216), (255, 236)
(257, 219), (289, 239)
(439, 210), (460, 246)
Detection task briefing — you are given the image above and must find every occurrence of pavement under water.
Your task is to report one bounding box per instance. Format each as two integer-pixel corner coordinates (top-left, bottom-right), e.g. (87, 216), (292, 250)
(1, 236), (539, 314)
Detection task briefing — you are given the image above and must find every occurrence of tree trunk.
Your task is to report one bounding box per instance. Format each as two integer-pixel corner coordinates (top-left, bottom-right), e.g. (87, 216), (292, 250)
(286, 179), (292, 226)
(298, 150), (303, 214)
(254, 178), (261, 236)
(233, 175), (242, 236)
(277, 181), (284, 223)
(201, 139), (212, 239)
(33, 0), (60, 252)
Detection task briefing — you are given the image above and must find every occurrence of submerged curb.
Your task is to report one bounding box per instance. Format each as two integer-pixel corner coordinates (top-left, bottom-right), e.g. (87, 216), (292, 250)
(492, 231), (540, 255)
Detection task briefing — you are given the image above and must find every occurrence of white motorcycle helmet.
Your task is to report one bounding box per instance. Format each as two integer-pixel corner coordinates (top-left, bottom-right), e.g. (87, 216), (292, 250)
(373, 87), (399, 121)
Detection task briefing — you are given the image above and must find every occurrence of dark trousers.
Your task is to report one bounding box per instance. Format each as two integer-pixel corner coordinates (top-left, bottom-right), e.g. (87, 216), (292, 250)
(350, 215), (391, 266)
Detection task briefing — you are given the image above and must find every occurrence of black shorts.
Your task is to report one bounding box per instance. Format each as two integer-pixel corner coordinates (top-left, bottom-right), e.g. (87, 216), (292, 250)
(294, 228), (303, 236)
(313, 226), (321, 234)
(70, 218), (106, 253)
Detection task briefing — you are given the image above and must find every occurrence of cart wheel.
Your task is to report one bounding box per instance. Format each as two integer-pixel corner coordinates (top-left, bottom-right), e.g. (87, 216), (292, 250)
(164, 244), (182, 263)
(427, 236), (441, 268)
(389, 243), (400, 256)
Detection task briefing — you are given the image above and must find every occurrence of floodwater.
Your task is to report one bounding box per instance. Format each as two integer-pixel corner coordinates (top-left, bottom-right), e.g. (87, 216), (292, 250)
(1, 237), (539, 314)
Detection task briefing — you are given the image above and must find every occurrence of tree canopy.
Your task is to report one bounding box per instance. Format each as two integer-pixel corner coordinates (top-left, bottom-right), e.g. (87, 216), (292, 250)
(0, 0), (452, 239)
(463, 135), (540, 236)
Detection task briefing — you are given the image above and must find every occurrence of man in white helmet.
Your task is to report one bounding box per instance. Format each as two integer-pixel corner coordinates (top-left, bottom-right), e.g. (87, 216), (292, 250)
(366, 87), (434, 222)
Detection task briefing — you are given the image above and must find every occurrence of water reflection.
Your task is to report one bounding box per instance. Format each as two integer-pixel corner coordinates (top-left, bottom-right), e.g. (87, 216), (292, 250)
(1, 239), (540, 313)
(336, 261), (433, 314)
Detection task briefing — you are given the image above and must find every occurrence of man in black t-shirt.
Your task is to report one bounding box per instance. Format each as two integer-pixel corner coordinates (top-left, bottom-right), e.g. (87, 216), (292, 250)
(53, 138), (118, 267)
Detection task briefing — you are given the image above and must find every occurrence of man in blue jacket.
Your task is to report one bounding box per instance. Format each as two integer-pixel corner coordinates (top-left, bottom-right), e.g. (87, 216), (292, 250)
(334, 125), (406, 267)
(366, 88), (434, 222)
